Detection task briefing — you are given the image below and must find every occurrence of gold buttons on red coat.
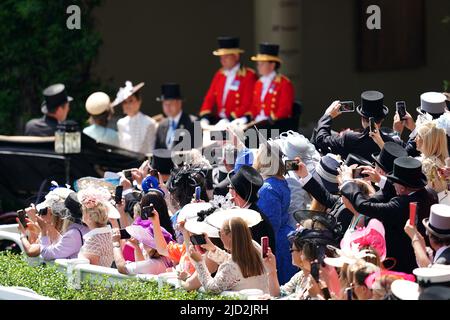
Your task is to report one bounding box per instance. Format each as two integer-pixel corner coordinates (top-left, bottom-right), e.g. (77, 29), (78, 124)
(271, 104), (276, 108)
(272, 97), (276, 102)
(235, 93), (240, 98)
(235, 100), (240, 105)
(262, 103), (265, 108)
(273, 91), (278, 96)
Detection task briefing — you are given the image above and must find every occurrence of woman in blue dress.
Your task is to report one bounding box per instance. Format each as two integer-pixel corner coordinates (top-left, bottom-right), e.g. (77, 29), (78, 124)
(254, 141), (297, 285)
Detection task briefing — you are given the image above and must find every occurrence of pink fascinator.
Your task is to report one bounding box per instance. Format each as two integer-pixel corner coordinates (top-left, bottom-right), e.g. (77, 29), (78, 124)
(364, 270), (416, 290)
(341, 219), (386, 261)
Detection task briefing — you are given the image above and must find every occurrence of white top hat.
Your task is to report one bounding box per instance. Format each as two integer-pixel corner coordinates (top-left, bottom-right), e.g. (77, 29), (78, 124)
(36, 187), (73, 211)
(418, 92), (447, 115)
(85, 92), (111, 116)
(391, 280), (420, 300)
(422, 204), (450, 239)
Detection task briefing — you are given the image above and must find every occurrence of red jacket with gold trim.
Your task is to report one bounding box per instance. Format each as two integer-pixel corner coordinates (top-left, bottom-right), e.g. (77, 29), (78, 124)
(199, 66), (257, 119)
(251, 74), (294, 120)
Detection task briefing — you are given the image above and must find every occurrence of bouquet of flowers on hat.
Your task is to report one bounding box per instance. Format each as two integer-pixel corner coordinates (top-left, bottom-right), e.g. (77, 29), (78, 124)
(77, 186), (111, 209)
(112, 81), (134, 107)
(210, 193), (234, 211)
(435, 111), (450, 137)
(324, 242), (377, 268)
(415, 112), (433, 128)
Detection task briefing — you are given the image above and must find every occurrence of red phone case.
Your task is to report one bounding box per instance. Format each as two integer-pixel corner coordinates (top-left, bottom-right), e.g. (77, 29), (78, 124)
(409, 202), (417, 226)
(261, 236), (269, 258)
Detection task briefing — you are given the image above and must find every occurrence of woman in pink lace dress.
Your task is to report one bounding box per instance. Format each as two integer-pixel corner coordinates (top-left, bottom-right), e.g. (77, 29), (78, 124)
(78, 201), (114, 267)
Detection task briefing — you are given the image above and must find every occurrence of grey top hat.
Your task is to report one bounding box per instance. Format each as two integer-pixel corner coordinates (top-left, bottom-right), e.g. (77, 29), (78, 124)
(422, 204), (450, 239)
(417, 92), (447, 116)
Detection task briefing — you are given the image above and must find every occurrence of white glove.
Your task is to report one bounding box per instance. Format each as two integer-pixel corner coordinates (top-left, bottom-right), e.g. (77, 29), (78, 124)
(254, 114), (269, 123)
(231, 116), (248, 126)
(215, 118), (230, 130)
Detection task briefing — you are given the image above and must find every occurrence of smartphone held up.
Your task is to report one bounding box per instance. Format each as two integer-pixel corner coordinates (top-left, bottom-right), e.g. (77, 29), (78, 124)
(339, 101), (355, 113)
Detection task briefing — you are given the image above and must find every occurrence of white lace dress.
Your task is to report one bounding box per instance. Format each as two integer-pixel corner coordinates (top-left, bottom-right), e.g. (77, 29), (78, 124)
(193, 246), (269, 294)
(78, 226), (114, 268)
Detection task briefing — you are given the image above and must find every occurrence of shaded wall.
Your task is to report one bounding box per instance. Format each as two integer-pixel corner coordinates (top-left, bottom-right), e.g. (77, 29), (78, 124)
(91, 0), (450, 135)
(298, 0), (450, 134)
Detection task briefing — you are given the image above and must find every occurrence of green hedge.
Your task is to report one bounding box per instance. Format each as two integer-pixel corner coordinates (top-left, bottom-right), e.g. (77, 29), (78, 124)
(0, 252), (233, 300)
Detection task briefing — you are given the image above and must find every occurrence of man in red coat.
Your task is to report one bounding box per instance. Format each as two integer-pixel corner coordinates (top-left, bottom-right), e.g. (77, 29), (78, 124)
(251, 43), (294, 127)
(199, 36), (257, 125)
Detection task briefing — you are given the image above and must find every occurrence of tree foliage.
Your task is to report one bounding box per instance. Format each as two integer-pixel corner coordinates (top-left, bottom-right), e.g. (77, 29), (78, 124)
(0, 0), (104, 135)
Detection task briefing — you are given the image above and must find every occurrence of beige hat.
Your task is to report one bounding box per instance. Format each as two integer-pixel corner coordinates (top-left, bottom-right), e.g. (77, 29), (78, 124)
(85, 92), (111, 116)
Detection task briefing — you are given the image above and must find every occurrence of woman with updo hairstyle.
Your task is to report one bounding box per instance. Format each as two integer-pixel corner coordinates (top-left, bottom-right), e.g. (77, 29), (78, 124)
(415, 121), (449, 193)
(78, 200), (114, 267)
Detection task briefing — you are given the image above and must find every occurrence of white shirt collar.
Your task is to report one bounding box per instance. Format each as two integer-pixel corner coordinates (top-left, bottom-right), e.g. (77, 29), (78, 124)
(260, 71), (276, 84)
(224, 63), (240, 77)
(83, 225), (112, 240)
(169, 111), (183, 125)
(434, 245), (450, 263)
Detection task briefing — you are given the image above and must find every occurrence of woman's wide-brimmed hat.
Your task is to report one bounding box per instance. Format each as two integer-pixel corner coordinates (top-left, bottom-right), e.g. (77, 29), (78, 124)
(129, 217), (173, 248)
(340, 218), (386, 261)
(212, 36), (244, 56)
(178, 202), (219, 238)
(36, 187), (73, 211)
(206, 208), (262, 230)
(251, 43), (282, 63)
(111, 81), (145, 107)
(422, 204), (450, 239)
(76, 186), (120, 219)
(386, 157), (427, 188)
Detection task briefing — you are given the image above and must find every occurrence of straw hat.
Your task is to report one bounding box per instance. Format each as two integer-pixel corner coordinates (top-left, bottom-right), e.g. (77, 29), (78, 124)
(85, 92), (111, 116)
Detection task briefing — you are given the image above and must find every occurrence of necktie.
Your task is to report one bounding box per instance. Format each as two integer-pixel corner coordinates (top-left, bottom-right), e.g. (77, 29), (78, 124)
(166, 119), (177, 148)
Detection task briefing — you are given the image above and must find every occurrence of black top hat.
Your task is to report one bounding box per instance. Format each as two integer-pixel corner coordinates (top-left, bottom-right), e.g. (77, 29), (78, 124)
(41, 84), (73, 114)
(293, 210), (343, 239)
(345, 153), (373, 167)
(251, 43), (282, 63)
(64, 192), (83, 224)
(229, 165), (264, 204)
(356, 91), (389, 120)
(213, 36), (244, 56)
(386, 157), (427, 188)
(157, 83), (183, 101)
(151, 148), (175, 175)
(372, 142), (408, 174)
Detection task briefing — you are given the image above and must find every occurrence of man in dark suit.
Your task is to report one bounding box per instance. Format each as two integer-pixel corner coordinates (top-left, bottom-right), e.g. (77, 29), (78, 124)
(25, 84), (72, 136)
(311, 90), (397, 161)
(340, 157), (439, 273)
(393, 92), (449, 157)
(228, 165), (276, 253)
(152, 83), (202, 175)
(292, 142), (409, 233)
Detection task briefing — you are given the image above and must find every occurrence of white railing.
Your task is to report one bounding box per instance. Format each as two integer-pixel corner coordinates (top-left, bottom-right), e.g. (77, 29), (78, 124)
(0, 286), (53, 300)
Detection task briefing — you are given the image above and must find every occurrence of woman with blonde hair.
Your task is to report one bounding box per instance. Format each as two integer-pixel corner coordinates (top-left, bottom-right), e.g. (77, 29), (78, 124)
(253, 141), (296, 284)
(78, 194), (114, 267)
(416, 120), (449, 193)
(188, 217), (268, 294)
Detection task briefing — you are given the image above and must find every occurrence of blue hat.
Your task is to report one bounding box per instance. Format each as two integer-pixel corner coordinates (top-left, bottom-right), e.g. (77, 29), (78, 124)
(313, 154), (341, 194)
(141, 176), (165, 197)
